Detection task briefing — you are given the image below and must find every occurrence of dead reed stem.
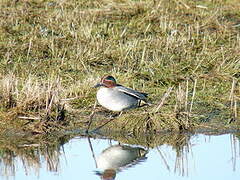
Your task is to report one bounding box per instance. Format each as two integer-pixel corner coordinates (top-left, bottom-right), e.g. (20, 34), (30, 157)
(229, 78), (236, 101)
(189, 79), (197, 113)
(156, 146), (170, 171)
(228, 78), (238, 122)
(154, 86), (174, 113)
(185, 80), (189, 113)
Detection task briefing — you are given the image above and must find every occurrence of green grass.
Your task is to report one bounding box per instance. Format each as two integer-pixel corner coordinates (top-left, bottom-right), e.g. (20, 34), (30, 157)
(0, 0), (239, 133)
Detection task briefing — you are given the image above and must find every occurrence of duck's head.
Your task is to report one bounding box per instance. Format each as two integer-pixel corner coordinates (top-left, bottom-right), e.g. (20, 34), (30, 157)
(94, 75), (117, 88)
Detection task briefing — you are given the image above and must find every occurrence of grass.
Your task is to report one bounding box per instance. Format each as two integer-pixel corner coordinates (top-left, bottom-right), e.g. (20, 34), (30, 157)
(0, 0), (239, 134)
(0, 133), (72, 177)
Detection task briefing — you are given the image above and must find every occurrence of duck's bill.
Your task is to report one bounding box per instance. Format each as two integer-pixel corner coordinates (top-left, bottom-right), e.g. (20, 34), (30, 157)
(94, 83), (103, 88)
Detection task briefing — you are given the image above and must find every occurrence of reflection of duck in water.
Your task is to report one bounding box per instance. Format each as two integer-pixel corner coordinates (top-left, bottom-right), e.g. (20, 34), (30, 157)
(95, 145), (148, 180)
(96, 169), (116, 180)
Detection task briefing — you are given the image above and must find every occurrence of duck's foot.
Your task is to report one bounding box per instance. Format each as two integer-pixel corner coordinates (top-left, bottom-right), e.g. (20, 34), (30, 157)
(109, 112), (122, 118)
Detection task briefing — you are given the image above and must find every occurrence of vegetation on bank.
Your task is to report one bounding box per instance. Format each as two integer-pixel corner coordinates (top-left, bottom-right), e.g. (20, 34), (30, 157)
(0, 0), (239, 134)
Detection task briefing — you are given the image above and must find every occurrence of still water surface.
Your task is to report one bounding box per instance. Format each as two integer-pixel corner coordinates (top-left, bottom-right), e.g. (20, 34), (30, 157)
(1, 133), (240, 180)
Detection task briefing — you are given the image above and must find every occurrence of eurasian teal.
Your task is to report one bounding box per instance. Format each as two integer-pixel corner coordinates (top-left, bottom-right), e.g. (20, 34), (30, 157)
(94, 75), (148, 112)
(95, 144), (147, 180)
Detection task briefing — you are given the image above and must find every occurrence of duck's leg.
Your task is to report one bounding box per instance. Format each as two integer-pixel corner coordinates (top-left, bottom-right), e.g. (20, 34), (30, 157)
(86, 100), (97, 133)
(92, 118), (115, 132)
(92, 111), (122, 132)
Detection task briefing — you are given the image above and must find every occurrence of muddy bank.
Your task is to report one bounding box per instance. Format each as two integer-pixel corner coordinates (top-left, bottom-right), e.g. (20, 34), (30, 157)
(1, 104), (239, 138)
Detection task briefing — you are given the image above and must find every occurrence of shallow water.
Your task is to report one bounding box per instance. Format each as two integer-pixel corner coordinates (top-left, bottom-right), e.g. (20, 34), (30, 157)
(0, 132), (240, 180)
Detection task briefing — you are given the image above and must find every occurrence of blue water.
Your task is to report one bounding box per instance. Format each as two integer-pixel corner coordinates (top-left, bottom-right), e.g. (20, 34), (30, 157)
(1, 133), (240, 180)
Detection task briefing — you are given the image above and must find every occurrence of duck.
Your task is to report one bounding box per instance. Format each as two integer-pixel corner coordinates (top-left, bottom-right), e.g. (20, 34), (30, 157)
(95, 144), (147, 180)
(94, 75), (148, 112)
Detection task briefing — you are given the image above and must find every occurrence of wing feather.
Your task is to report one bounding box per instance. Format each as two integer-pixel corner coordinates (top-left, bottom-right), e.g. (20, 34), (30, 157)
(115, 85), (148, 101)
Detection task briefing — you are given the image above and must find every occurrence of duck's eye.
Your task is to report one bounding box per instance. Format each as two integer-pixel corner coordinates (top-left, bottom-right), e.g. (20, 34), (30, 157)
(105, 76), (116, 83)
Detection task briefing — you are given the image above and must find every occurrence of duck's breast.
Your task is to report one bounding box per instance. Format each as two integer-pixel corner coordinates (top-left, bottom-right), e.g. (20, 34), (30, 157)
(97, 88), (138, 111)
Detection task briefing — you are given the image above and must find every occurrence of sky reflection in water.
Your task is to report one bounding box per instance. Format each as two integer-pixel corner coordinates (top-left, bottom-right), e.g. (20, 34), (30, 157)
(1, 133), (240, 180)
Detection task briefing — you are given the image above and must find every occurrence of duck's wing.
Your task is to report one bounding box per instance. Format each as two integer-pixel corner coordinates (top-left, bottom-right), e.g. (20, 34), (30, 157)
(115, 85), (148, 101)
